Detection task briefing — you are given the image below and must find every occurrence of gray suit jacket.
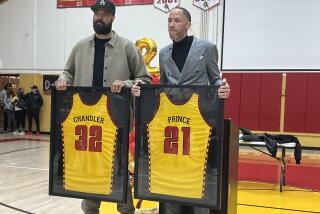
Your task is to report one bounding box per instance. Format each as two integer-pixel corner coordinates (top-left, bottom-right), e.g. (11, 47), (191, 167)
(159, 37), (222, 86)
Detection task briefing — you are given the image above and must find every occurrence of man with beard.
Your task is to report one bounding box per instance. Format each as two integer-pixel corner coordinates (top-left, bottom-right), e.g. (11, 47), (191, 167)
(55, 0), (151, 213)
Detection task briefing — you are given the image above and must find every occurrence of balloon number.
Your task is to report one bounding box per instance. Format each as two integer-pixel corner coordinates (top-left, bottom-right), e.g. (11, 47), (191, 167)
(135, 38), (160, 80)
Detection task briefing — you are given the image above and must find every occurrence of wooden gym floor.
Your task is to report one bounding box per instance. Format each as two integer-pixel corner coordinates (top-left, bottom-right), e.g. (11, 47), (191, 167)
(0, 133), (319, 214)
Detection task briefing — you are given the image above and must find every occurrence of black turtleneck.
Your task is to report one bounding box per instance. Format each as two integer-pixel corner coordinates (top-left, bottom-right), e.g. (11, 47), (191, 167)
(93, 36), (111, 87)
(172, 36), (193, 73)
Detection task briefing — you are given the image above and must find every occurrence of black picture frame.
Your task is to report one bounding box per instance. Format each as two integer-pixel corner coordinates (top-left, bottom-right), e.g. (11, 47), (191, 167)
(49, 86), (130, 203)
(134, 85), (224, 209)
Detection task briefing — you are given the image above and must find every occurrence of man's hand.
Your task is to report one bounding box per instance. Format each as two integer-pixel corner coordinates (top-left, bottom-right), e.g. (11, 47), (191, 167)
(218, 78), (231, 99)
(131, 80), (145, 97)
(55, 79), (68, 91)
(111, 80), (125, 93)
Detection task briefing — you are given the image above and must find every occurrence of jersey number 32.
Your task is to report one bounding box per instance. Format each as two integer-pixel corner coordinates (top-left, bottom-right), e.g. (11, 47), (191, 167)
(74, 125), (102, 152)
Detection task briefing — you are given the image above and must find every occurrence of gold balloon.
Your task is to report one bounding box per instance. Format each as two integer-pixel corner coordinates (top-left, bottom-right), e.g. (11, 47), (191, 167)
(128, 152), (134, 162)
(135, 38), (160, 75)
(128, 160), (135, 174)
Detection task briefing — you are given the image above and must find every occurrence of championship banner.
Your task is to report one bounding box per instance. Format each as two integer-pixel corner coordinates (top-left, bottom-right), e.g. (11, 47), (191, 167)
(49, 87), (130, 202)
(134, 85), (224, 208)
(57, 0), (152, 8)
(193, 0), (219, 10)
(153, 0), (180, 13)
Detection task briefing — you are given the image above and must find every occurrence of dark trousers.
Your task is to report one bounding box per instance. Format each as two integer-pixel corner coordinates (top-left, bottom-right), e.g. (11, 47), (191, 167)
(15, 110), (26, 130)
(5, 110), (15, 132)
(27, 109), (40, 132)
(164, 203), (210, 214)
(3, 111), (7, 130)
(82, 183), (135, 214)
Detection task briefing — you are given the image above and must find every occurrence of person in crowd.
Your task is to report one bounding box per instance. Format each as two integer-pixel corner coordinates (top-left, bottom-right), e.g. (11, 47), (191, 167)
(3, 84), (16, 134)
(12, 88), (27, 135)
(0, 83), (12, 132)
(25, 85), (43, 135)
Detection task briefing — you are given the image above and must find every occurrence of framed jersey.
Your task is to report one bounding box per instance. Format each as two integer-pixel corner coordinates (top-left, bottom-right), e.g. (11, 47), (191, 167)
(49, 87), (130, 202)
(134, 85), (224, 209)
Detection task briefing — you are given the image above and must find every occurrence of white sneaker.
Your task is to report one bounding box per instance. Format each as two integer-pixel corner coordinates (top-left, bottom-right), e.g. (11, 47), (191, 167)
(19, 131), (25, 136)
(12, 131), (19, 136)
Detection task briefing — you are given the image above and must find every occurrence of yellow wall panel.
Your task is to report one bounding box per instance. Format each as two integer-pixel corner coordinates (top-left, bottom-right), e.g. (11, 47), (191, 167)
(20, 74), (50, 132)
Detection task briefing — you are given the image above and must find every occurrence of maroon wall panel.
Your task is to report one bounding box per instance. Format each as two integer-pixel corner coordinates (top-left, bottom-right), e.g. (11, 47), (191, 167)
(223, 73), (241, 126)
(284, 73), (308, 132)
(305, 73), (320, 133)
(259, 74), (282, 131)
(239, 74), (262, 130)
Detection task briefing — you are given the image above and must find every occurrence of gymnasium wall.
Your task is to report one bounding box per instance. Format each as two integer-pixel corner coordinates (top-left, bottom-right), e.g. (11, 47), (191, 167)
(0, 0), (319, 147)
(0, 0), (222, 73)
(221, 0), (320, 71)
(223, 73), (320, 147)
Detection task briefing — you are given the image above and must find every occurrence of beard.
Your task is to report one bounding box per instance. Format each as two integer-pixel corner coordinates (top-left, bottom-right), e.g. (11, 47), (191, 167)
(93, 20), (112, 35)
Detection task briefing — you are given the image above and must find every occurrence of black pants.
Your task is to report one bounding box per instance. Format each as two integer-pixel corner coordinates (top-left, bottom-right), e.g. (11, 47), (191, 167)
(164, 203), (210, 214)
(5, 110), (15, 132)
(82, 183), (135, 214)
(27, 109), (40, 132)
(15, 110), (26, 130)
(3, 111), (7, 130)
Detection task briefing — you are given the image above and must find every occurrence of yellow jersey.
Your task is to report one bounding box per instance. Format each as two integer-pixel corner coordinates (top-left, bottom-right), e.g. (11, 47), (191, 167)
(147, 92), (212, 198)
(62, 93), (117, 195)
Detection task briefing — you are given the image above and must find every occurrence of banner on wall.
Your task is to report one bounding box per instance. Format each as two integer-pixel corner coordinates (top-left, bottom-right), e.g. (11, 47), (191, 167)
(57, 0), (152, 8)
(193, 0), (219, 10)
(153, 0), (180, 13)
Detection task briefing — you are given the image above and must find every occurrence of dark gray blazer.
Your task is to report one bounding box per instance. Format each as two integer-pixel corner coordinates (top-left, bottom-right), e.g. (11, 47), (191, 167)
(159, 37), (222, 86)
